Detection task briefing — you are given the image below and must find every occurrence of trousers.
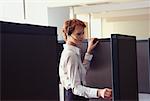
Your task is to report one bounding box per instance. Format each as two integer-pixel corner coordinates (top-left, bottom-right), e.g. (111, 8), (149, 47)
(65, 89), (89, 101)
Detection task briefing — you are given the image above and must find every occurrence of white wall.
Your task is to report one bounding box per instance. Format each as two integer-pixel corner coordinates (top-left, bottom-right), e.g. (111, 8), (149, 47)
(76, 14), (90, 38)
(0, 0), (24, 23)
(74, 1), (150, 39)
(102, 14), (150, 39)
(25, 0), (48, 26)
(0, 0), (49, 26)
(48, 7), (70, 40)
(91, 18), (102, 38)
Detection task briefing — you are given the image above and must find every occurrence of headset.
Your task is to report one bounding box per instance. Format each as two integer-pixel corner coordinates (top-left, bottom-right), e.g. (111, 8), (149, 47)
(67, 21), (73, 36)
(67, 20), (80, 41)
(67, 27), (72, 36)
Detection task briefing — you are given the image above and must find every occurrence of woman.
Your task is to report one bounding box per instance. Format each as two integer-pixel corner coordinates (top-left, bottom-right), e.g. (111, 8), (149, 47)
(59, 19), (112, 101)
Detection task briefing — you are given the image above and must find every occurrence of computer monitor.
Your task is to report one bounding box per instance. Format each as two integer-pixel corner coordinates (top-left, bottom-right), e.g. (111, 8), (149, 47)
(1, 21), (59, 100)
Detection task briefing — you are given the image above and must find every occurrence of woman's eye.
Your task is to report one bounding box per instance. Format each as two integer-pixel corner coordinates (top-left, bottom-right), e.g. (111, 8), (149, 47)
(77, 32), (84, 36)
(77, 33), (81, 35)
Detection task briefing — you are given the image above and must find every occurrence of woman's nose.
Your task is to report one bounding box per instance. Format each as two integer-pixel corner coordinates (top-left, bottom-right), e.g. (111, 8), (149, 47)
(81, 34), (85, 39)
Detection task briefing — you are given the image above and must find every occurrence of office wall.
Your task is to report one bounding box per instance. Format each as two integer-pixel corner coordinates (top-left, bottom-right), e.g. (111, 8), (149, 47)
(0, 0), (48, 26)
(102, 14), (150, 39)
(48, 7), (70, 40)
(75, 7), (150, 39)
(25, 0), (48, 25)
(0, 0), (24, 23)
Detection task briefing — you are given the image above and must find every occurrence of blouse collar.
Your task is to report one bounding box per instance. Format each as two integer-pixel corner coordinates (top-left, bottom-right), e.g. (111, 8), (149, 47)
(63, 43), (81, 56)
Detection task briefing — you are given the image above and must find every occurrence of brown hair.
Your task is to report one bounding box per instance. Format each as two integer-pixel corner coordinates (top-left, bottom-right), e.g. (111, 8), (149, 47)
(62, 19), (86, 41)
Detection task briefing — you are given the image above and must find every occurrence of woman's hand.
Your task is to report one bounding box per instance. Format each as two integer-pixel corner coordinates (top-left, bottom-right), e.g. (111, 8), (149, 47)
(97, 88), (112, 100)
(87, 38), (99, 54)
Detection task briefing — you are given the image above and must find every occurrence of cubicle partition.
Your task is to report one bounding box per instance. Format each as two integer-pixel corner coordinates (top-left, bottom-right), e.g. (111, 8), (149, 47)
(149, 38), (150, 58)
(86, 35), (138, 101)
(137, 39), (150, 101)
(137, 40), (150, 93)
(1, 21), (59, 100)
(111, 35), (138, 101)
(58, 35), (139, 101)
(86, 39), (112, 89)
(149, 38), (150, 86)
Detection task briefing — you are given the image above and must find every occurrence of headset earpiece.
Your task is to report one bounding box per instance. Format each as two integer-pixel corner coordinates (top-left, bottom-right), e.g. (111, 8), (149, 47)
(67, 26), (72, 36)
(67, 20), (74, 36)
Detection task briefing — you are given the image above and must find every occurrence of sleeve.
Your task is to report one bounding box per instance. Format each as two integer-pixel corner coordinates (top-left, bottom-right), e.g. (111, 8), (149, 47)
(67, 53), (98, 98)
(83, 53), (93, 70)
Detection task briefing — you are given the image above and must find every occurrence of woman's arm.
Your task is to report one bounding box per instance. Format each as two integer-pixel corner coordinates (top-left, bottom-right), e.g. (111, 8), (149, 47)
(82, 53), (93, 70)
(67, 54), (98, 98)
(67, 54), (112, 99)
(83, 38), (99, 70)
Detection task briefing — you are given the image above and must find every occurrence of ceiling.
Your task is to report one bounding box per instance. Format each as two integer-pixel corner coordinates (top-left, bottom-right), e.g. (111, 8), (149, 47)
(47, 0), (146, 7)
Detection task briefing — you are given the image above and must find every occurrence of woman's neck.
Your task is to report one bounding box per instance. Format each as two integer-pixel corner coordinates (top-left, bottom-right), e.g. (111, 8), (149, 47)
(67, 41), (83, 49)
(67, 41), (77, 47)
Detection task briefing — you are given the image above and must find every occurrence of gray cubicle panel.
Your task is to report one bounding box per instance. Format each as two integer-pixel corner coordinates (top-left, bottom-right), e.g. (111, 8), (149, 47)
(58, 36), (138, 101)
(1, 21), (59, 100)
(137, 40), (150, 93)
(57, 40), (65, 83)
(57, 39), (112, 101)
(149, 38), (150, 87)
(149, 38), (150, 59)
(57, 40), (89, 61)
(57, 41), (65, 66)
(111, 34), (138, 101)
(85, 39), (112, 101)
(86, 39), (112, 89)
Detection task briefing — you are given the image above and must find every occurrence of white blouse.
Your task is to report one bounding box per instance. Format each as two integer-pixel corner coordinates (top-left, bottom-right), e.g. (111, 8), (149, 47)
(59, 43), (98, 98)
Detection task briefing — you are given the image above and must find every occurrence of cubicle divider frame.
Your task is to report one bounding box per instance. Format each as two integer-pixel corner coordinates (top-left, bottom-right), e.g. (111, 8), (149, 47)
(1, 21), (59, 100)
(57, 35), (139, 101)
(111, 34), (139, 101)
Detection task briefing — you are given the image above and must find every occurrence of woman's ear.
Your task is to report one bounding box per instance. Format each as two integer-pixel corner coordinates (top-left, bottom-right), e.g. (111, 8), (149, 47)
(62, 32), (67, 42)
(62, 29), (66, 33)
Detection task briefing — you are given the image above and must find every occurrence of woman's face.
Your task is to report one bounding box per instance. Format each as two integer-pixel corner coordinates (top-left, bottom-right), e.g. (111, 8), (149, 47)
(70, 25), (84, 44)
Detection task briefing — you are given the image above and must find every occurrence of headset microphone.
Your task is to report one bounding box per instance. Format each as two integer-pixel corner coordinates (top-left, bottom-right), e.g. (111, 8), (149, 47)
(70, 35), (78, 41)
